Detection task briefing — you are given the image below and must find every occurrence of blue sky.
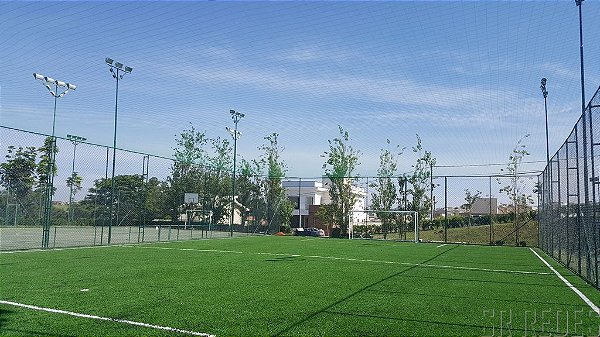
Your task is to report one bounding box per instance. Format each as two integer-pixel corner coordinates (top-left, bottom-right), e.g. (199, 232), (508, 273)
(1, 1), (598, 181)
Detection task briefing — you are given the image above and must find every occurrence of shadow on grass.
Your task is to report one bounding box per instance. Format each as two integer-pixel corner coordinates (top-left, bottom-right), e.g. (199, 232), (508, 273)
(271, 245), (461, 337)
(322, 309), (534, 335)
(0, 308), (76, 337)
(265, 256), (306, 263)
(365, 288), (585, 308)
(394, 273), (571, 289)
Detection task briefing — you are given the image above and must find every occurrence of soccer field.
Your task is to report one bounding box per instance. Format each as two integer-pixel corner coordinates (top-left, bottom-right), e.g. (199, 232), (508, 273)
(2, 236), (600, 336)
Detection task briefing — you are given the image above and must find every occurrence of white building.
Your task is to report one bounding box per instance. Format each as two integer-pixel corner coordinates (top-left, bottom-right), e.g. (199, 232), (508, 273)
(283, 178), (366, 229)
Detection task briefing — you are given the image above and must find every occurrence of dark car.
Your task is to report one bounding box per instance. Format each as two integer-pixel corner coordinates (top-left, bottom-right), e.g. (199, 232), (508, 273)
(293, 227), (325, 237)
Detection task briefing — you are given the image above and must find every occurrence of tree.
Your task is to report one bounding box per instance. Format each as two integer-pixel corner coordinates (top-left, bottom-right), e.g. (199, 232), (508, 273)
(461, 189), (482, 226)
(167, 125), (208, 220)
(36, 136), (59, 190)
(370, 139), (403, 239)
(206, 136), (233, 225)
(319, 126), (361, 237)
(83, 175), (146, 226)
(236, 159), (265, 231)
(258, 133), (293, 232)
(66, 172), (83, 200)
(407, 134), (436, 229)
(498, 134), (534, 245)
(66, 171), (83, 223)
(0, 146), (38, 200)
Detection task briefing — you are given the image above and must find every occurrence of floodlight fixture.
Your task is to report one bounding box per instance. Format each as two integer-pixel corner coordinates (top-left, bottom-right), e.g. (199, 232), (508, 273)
(576, 0), (583, 6)
(114, 62), (123, 69)
(105, 57), (114, 65)
(540, 78), (548, 98)
(67, 134), (86, 142)
(124, 66), (133, 73)
(56, 80), (66, 87)
(33, 73), (44, 81)
(67, 83), (76, 90)
(44, 76), (55, 84)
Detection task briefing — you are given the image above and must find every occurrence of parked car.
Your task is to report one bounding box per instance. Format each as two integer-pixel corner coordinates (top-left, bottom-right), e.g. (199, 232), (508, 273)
(293, 227), (324, 237)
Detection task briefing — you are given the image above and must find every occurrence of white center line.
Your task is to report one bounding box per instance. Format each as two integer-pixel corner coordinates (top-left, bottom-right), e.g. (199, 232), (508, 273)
(0, 300), (214, 337)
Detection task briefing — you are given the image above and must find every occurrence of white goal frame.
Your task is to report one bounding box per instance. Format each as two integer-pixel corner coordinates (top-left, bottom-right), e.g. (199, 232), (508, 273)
(349, 210), (419, 243)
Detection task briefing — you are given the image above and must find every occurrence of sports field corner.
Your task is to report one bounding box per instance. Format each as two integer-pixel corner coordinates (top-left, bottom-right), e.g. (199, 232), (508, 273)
(2, 235), (600, 336)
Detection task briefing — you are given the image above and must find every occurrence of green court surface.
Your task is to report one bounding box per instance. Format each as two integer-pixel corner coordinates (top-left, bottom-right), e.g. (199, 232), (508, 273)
(1, 236), (600, 336)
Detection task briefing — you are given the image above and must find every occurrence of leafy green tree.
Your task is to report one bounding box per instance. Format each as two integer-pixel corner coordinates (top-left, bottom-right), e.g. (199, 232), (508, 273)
(370, 140), (403, 238)
(66, 171), (83, 223)
(236, 159), (265, 230)
(166, 125), (208, 220)
(82, 175), (146, 226)
(66, 172), (83, 200)
(206, 136), (233, 225)
(461, 189), (482, 226)
(36, 136), (59, 190)
(259, 133), (293, 232)
(0, 146), (38, 200)
(319, 126), (361, 237)
(407, 134), (436, 229)
(498, 134), (534, 245)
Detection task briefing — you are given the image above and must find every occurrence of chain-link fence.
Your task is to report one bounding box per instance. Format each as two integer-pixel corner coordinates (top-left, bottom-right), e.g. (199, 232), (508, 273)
(539, 87), (600, 288)
(0, 125), (540, 251)
(282, 174), (538, 246)
(0, 126), (284, 251)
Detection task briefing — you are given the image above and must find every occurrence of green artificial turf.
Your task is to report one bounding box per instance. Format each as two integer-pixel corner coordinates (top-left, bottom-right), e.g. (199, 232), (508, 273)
(1, 236), (600, 336)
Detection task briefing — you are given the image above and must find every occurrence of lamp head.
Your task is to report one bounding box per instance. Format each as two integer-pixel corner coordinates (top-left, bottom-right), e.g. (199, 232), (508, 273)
(66, 83), (77, 90)
(114, 62), (123, 69)
(541, 78), (547, 86)
(124, 66), (133, 73)
(33, 73), (44, 81)
(576, 0), (583, 6)
(105, 57), (114, 65)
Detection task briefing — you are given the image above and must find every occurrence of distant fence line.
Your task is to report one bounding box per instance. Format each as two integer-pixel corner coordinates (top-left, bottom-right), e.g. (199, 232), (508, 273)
(0, 124), (538, 250)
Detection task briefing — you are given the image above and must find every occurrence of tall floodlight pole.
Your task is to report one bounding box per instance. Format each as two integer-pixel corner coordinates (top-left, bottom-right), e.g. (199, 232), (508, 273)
(33, 73), (76, 248)
(226, 109), (244, 237)
(540, 78), (549, 165)
(575, 0), (590, 212)
(105, 57), (133, 244)
(575, 0), (593, 273)
(67, 134), (86, 225)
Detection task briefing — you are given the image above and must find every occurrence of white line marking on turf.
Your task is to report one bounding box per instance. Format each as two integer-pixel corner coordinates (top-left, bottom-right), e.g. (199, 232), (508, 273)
(138, 246), (552, 276)
(0, 300), (214, 337)
(529, 247), (600, 315)
(436, 244), (447, 248)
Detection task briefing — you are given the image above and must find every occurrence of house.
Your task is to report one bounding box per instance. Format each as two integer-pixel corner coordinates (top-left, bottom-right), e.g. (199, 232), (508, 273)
(283, 178), (366, 233)
(470, 197), (498, 215)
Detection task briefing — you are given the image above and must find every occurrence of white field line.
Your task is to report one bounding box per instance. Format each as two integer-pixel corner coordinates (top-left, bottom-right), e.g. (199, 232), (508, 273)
(436, 244), (447, 248)
(139, 246), (552, 276)
(529, 248), (600, 315)
(0, 300), (214, 337)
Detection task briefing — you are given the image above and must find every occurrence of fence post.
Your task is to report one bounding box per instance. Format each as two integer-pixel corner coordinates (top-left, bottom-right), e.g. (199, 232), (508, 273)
(444, 176), (448, 243)
(489, 176), (492, 245)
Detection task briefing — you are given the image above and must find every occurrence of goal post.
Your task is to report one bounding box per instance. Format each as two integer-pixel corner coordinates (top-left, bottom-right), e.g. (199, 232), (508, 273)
(349, 210), (419, 243)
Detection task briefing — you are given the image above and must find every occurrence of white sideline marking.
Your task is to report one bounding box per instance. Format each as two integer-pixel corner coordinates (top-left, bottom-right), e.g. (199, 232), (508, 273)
(436, 244), (447, 248)
(139, 246), (552, 276)
(0, 300), (214, 337)
(529, 248), (600, 315)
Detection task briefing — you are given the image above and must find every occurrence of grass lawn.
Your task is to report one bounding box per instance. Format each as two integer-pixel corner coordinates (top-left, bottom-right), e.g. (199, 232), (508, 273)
(1, 236), (598, 336)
